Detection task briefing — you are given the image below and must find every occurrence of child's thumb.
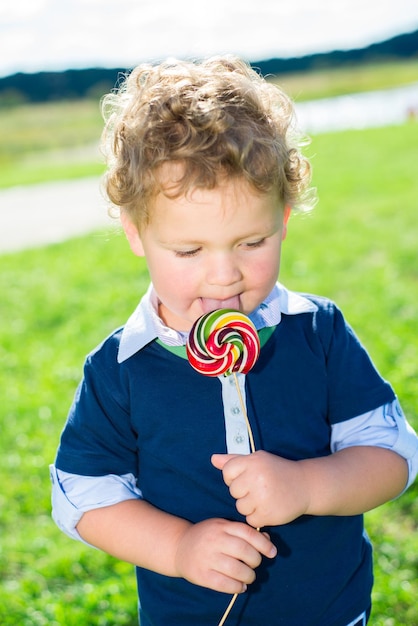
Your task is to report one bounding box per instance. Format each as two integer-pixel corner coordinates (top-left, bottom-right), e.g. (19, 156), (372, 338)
(211, 453), (237, 470)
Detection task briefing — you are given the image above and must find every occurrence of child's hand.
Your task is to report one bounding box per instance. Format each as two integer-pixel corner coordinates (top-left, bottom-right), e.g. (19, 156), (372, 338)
(174, 517), (276, 594)
(212, 451), (310, 528)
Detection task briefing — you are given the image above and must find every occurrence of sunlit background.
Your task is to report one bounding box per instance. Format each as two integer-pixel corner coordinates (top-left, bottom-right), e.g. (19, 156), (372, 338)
(1, 3), (418, 626)
(1, 0), (418, 77)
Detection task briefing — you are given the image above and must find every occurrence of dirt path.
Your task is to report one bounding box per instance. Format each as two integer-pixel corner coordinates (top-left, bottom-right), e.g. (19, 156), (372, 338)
(0, 177), (117, 253)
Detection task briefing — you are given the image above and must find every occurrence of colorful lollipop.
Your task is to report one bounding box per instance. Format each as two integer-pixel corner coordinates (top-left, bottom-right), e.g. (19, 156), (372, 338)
(186, 309), (260, 377)
(186, 309), (261, 626)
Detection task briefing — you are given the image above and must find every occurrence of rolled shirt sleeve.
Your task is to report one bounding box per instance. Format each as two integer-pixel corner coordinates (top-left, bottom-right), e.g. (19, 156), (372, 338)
(50, 465), (142, 544)
(331, 399), (418, 492)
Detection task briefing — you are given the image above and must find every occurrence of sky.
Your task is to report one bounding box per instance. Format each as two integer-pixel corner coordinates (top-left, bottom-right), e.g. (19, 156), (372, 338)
(1, 0), (418, 78)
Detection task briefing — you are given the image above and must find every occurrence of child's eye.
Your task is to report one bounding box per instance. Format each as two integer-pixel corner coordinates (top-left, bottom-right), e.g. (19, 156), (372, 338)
(244, 238), (266, 249)
(174, 248), (201, 258)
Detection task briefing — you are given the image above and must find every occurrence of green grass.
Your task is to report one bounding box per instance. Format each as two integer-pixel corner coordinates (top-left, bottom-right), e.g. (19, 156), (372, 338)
(0, 99), (105, 188)
(0, 232), (145, 625)
(0, 121), (417, 624)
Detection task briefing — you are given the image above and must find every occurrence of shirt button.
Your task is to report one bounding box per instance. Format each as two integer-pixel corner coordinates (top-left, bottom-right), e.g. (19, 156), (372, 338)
(235, 433), (245, 444)
(231, 406), (241, 415)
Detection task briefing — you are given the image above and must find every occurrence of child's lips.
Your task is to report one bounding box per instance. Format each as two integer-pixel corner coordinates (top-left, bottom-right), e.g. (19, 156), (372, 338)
(200, 296), (241, 314)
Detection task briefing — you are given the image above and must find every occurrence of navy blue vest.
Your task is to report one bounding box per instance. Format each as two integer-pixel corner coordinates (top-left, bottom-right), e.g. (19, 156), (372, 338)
(57, 296), (394, 625)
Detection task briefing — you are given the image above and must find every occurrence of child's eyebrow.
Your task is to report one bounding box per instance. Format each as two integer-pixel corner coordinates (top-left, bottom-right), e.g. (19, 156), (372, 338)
(158, 237), (203, 246)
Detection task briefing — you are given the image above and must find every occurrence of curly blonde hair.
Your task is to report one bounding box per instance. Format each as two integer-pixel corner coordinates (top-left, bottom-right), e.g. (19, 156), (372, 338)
(101, 56), (314, 227)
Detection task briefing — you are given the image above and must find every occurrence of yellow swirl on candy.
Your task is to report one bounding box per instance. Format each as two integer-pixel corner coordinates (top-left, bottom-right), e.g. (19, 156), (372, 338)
(186, 309), (260, 376)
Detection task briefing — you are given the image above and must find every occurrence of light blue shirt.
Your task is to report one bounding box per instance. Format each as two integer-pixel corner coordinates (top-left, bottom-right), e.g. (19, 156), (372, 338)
(50, 283), (418, 543)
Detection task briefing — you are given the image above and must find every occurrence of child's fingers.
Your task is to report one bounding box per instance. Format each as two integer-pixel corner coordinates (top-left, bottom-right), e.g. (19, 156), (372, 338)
(207, 524), (276, 593)
(204, 569), (248, 595)
(226, 522), (277, 559)
(175, 518), (275, 594)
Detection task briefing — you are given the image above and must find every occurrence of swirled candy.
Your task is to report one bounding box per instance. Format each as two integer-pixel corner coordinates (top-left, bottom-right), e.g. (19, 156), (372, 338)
(186, 309), (260, 376)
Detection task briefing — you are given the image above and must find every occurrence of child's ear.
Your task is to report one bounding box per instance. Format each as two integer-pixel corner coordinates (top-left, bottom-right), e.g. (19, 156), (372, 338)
(120, 211), (145, 257)
(282, 205), (291, 241)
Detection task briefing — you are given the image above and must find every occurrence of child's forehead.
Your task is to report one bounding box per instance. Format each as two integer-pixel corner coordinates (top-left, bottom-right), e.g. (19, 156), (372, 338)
(148, 169), (282, 229)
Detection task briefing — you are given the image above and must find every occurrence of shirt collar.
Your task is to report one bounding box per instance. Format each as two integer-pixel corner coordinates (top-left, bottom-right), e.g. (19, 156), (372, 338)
(117, 282), (317, 363)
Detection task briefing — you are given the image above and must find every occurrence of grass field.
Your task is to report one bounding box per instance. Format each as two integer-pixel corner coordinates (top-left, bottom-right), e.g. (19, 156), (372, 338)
(0, 99), (105, 188)
(0, 63), (418, 624)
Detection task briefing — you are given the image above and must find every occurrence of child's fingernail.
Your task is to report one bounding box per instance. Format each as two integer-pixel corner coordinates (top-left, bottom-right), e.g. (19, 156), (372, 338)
(269, 546), (277, 557)
(241, 584), (247, 593)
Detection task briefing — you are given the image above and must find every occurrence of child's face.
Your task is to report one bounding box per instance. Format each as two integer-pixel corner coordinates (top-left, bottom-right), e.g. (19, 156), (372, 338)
(122, 167), (290, 332)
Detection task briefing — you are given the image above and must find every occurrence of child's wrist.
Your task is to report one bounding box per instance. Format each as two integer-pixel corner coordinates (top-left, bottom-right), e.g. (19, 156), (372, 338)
(172, 520), (195, 578)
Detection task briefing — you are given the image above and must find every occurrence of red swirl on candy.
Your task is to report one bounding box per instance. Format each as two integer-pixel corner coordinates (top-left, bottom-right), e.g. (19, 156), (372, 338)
(186, 309), (260, 376)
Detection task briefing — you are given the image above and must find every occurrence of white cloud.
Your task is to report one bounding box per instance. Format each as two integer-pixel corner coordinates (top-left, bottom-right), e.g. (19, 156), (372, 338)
(0, 0), (48, 21)
(0, 0), (418, 77)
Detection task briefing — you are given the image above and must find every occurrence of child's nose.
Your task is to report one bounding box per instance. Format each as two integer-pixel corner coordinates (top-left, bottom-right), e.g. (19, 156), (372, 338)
(206, 253), (242, 286)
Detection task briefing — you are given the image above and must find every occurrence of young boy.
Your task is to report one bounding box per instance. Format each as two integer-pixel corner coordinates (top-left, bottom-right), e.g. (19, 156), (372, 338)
(51, 56), (418, 626)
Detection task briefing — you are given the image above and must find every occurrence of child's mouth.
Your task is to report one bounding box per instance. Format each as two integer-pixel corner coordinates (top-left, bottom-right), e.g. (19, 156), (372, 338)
(200, 296), (241, 314)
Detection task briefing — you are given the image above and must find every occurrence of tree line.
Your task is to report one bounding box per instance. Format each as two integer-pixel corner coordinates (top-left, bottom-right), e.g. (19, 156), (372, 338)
(1, 28), (417, 106)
